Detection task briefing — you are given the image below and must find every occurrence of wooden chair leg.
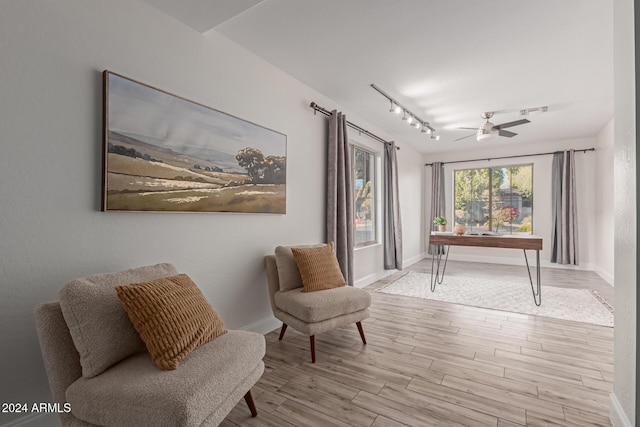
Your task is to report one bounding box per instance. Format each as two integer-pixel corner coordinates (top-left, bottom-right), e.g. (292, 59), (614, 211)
(310, 335), (316, 363)
(278, 323), (288, 341)
(356, 321), (367, 344)
(244, 390), (258, 417)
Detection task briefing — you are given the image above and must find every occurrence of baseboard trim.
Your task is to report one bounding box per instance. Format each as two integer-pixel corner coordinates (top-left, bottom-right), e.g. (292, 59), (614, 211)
(594, 266), (615, 286)
(440, 253), (596, 272)
(609, 392), (633, 427)
(354, 270), (397, 289)
(402, 253), (427, 269)
(239, 316), (281, 335)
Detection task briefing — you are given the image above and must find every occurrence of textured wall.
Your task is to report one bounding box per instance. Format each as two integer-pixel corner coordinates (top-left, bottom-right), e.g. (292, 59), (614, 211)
(0, 2), (425, 424)
(612, 0), (637, 424)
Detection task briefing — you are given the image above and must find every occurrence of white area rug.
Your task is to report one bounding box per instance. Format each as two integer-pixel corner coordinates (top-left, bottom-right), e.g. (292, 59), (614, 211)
(377, 271), (613, 327)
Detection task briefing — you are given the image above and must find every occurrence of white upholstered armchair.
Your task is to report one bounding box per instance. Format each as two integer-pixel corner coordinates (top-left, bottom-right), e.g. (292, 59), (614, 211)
(264, 243), (371, 363)
(35, 263), (265, 426)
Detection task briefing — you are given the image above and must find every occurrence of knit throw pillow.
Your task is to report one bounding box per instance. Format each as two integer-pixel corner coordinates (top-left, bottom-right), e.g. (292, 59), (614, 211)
(291, 242), (346, 292)
(116, 274), (226, 370)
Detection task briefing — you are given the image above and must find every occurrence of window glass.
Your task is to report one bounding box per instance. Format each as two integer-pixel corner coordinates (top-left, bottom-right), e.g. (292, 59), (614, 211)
(353, 146), (377, 246)
(454, 165), (533, 234)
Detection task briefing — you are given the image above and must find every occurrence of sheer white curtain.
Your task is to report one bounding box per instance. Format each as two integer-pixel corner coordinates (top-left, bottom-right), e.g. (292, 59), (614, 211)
(383, 142), (403, 270)
(551, 150), (579, 265)
(327, 111), (354, 285)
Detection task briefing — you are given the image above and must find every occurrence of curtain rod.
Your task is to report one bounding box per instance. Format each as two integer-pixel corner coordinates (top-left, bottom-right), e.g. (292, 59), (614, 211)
(424, 148), (595, 166)
(309, 102), (399, 150)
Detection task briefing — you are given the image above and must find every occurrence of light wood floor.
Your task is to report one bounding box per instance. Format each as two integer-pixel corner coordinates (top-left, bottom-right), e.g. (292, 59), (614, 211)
(221, 259), (614, 427)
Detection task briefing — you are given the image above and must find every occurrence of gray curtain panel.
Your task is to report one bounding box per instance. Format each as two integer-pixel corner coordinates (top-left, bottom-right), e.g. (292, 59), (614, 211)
(327, 111), (354, 285)
(428, 162), (446, 255)
(383, 141), (403, 270)
(551, 150), (579, 265)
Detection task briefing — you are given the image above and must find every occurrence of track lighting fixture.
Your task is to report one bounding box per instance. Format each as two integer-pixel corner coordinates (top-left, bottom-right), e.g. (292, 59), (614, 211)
(389, 101), (402, 114)
(518, 105), (548, 116)
(371, 83), (438, 142)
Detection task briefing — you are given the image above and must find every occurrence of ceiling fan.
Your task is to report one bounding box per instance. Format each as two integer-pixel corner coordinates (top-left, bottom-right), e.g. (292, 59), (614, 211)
(455, 112), (530, 141)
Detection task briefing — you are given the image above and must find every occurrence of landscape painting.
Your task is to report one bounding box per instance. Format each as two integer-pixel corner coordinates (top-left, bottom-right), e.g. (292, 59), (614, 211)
(102, 71), (286, 213)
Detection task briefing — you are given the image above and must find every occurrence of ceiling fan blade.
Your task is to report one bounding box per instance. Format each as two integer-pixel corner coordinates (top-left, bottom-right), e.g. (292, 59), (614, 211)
(493, 118), (530, 130)
(455, 133), (476, 141)
(457, 127), (478, 130)
(498, 129), (517, 138)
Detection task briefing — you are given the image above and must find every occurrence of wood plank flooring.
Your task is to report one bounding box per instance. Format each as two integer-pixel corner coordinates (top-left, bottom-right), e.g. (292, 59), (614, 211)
(221, 260), (614, 427)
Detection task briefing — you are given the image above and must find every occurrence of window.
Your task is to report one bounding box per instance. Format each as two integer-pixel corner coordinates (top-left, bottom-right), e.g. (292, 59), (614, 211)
(353, 146), (377, 246)
(453, 164), (533, 234)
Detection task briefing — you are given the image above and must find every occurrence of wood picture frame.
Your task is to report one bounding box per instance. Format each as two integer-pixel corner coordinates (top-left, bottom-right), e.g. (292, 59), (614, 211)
(102, 71), (286, 213)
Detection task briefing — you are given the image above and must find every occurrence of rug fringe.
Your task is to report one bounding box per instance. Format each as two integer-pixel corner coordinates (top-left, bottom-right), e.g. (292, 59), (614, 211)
(589, 290), (614, 313)
(374, 271), (413, 292)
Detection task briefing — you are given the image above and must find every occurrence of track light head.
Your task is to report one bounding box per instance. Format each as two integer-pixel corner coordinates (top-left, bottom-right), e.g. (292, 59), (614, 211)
(372, 83), (437, 138)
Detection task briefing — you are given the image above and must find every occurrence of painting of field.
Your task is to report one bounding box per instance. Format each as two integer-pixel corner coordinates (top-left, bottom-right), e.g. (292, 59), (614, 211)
(102, 71), (286, 213)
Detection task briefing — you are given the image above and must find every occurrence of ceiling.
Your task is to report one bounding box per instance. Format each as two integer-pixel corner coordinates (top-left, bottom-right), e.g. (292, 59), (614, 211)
(144, 0), (613, 154)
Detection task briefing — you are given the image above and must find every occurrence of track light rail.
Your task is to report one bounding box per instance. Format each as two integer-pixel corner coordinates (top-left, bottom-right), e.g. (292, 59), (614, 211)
(370, 84), (437, 138)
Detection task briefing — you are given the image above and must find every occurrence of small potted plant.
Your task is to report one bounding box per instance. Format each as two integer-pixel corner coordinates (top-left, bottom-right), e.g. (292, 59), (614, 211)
(433, 216), (448, 232)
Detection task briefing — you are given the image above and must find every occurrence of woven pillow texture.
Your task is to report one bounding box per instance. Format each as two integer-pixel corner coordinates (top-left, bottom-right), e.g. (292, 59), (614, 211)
(291, 243), (346, 292)
(116, 274), (226, 370)
(274, 243), (330, 291)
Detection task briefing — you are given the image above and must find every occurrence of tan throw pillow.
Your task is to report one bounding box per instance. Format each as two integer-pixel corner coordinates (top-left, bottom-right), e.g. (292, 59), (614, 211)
(116, 274), (226, 370)
(291, 242), (346, 292)
(274, 243), (330, 291)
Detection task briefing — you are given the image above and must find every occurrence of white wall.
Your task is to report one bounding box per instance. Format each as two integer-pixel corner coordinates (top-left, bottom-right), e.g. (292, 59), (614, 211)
(424, 137), (598, 269)
(595, 119), (615, 285)
(612, 0), (636, 425)
(0, 1), (425, 424)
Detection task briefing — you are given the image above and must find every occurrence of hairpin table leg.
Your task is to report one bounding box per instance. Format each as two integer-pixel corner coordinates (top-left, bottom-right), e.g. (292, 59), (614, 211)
(523, 249), (542, 306)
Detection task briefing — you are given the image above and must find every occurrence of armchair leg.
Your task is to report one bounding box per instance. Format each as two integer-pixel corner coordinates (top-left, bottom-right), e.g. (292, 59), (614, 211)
(310, 335), (316, 363)
(356, 321), (367, 345)
(279, 323), (288, 341)
(244, 390), (258, 417)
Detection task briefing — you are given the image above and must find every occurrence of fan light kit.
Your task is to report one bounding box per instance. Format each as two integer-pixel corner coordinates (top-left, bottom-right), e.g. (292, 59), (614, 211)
(456, 112), (531, 142)
(371, 84), (439, 141)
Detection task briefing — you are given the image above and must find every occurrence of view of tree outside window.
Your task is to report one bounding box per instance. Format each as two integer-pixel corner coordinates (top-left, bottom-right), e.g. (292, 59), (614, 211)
(353, 146), (376, 246)
(453, 165), (533, 234)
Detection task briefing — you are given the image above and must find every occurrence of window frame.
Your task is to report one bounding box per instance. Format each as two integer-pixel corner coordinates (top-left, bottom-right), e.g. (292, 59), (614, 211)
(452, 163), (534, 235)
(351, 144), (379, 248)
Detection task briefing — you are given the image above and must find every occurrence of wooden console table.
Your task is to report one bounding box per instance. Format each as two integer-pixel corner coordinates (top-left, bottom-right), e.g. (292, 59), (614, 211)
(429, 232), (543, 306)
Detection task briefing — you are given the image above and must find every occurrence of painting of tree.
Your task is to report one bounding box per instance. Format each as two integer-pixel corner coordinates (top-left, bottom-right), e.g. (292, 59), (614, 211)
(102, 71), (287, 213)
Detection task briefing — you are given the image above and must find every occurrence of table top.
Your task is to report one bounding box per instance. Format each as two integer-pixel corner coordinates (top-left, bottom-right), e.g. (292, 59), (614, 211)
(429, 232), (543, 250)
